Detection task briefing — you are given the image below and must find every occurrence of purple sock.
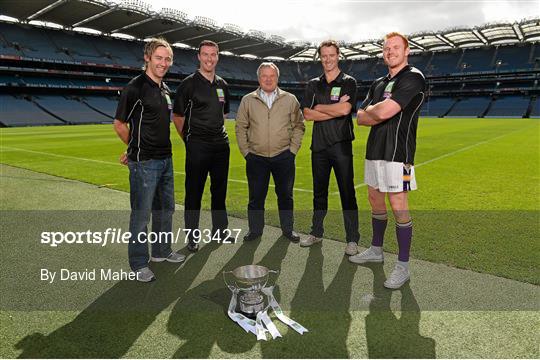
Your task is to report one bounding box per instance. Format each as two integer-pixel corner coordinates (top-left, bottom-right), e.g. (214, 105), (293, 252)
(371, 213), (388, 247)
(396, 220), (413, 262)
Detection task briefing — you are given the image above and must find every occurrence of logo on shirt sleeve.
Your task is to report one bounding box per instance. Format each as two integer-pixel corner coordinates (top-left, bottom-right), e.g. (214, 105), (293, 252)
(383, 81), (395, 99)
(216, 88), (225, 102)
(330, 87), (341, 101)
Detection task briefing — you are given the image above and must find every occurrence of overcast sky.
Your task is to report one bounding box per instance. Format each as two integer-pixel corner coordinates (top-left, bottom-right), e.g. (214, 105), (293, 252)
(148, 0), (536, 43)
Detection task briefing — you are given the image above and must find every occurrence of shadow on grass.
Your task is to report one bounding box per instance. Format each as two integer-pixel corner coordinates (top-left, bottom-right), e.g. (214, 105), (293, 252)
(364, 262), (436, 358)
(260, 244), (357, 358)
(14, 242), (220, 358)
(13, 238), (436, 358)
(167, 237), (291, 358)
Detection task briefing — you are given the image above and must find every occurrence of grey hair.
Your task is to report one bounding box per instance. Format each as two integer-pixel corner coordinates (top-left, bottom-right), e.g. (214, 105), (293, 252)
(257, 62), (280, 78)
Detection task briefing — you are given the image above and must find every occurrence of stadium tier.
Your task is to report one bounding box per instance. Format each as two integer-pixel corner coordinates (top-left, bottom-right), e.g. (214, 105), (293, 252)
(531, 97), (540, 118)
(460, 47), (496, 72)
(32, 95), (113, 124)
(421, 97), (457, 117)
(1, 20), (539, 126)
(446, 97), (491, 117)
(82, 96), (117, 118)
(0, 94), (65, 126)
(485, 95), (531, 117)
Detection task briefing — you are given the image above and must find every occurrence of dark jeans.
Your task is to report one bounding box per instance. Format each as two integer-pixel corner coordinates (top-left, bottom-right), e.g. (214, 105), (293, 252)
(184, 141), (229, 239)
(246, 150), (295, 235)
(127, 157), (175, 271)
(311, 141), (360, 243)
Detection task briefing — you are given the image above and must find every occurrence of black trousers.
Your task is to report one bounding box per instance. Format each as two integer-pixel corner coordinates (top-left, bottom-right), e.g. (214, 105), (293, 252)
(246, 150), (295, 235)
(311, 141), (359, 243)
(184, 141), (229, 238)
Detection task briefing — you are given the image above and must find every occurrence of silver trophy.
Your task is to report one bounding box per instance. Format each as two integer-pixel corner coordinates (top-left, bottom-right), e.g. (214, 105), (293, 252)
(223, 265), (278, 318)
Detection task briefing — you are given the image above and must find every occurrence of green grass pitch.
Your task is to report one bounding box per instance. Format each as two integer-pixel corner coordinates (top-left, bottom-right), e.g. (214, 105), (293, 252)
(0, 117), (539, 358)
(1, 118), (538, 283)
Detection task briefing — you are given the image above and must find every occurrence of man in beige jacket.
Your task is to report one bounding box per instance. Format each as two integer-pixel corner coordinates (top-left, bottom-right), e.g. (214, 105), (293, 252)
(235, 62), (305, 242)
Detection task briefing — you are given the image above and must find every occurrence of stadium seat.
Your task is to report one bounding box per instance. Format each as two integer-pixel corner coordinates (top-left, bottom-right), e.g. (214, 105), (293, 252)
(0, 95), (65, 126)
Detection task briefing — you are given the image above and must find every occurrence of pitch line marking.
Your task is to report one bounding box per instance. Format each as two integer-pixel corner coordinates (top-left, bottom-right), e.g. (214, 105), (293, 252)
(0, 146), (313, 193)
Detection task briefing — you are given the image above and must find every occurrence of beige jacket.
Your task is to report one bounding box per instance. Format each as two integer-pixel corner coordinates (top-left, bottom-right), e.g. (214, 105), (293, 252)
(235, 88), (305, 157)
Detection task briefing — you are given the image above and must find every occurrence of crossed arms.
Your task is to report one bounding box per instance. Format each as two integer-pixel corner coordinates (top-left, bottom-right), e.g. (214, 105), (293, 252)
(303, 95), (352, 121)
(356, 98), (401, 126)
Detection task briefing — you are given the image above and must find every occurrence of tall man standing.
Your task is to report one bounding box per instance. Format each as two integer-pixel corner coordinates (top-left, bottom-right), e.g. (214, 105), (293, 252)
(350, 32), (426, 289)
(114, 38), (185, 283)
(173, 40), (230, 252)
(300, 40), (360, 255)
(235, 62), (305, 242)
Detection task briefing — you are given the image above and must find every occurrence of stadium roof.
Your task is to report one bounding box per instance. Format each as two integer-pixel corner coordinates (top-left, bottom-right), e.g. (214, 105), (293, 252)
(1, 0), (539, 60)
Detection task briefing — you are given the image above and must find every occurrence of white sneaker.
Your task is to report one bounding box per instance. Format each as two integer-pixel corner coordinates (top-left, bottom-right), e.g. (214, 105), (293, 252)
(299, 234), (322, 247)
(348, 246), (384, 264)
(134, 267), (155, 282)
(151, 252), (186, 263)
(345, 242), (358, 255)
(384, 264), (410, 289)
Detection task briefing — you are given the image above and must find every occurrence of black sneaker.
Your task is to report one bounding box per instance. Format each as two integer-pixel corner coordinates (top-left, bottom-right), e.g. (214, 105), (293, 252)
(243, 232), (262, 242)
(187, 241), (199, 252)
(282, 231), (300, 243)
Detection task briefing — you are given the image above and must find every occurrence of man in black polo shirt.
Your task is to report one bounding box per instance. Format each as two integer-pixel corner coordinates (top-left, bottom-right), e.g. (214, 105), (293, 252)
(113, 38), (185, 283)
(172, 40), (230, 252)
(350, 32), (426, 290)
(300, 40), (360, 256)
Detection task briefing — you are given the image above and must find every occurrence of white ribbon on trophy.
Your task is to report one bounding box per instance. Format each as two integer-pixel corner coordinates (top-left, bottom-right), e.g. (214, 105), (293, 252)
(262, 286), (308, 335)
(224, 265), (308, 341)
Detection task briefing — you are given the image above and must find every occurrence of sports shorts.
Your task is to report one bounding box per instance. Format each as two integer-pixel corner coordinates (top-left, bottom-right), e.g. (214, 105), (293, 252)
(364, 160), (417, 192)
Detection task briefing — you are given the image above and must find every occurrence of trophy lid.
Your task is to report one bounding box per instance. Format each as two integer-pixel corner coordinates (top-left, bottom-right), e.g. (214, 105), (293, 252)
(231, 265), (269, 286)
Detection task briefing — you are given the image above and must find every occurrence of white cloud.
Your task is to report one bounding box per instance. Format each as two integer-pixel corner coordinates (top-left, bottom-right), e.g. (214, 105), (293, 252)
(150, 0), (535, 42)
(481, 1), (535, 23)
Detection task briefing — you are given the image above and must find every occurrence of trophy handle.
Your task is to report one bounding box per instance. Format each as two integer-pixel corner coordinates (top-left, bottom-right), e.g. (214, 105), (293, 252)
(223, 271), (235, 291)
(266, 269), (280, 287)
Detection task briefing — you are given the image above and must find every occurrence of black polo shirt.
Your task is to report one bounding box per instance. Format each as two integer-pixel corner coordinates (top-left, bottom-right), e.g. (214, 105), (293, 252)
(115, 73), (172, 161)
(173, 71), (230, 144)
(301, 71), (357, 153)
(362, 65), (426, 164)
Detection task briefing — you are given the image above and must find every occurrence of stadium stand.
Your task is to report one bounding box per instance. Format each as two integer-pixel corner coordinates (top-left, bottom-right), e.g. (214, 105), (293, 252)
(0, 94), (65, 126)
(0, 5), (538, 126)
(422, 97), (457, 118)
(530, 97), (540, 118)
(91, 36), (141, 67)
(428, 50), (461, 75)
(460, 47), (496, 72)
(485, 95), (530, 117)
(447, 97), (491, 117)
(82, 96), (117, 119)
(33, 95), (113, 124)
(408, 53), (432, 73)
(0, 22), (73, 61)
(495, 44), (535, 70)
(228, 99), (241, 119)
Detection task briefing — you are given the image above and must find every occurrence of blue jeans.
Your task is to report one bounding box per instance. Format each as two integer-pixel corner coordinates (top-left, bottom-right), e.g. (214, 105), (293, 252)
(127, 157), (175, 271)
